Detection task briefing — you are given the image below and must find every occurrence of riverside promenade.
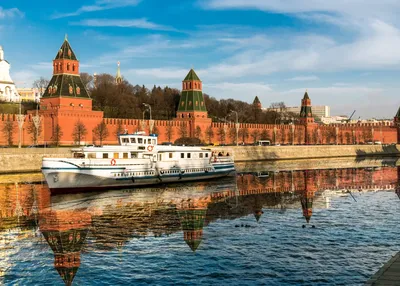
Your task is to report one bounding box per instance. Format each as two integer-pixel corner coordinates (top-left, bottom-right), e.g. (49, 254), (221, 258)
(0, 144), (399, 174)
(366, 252), (400, 285)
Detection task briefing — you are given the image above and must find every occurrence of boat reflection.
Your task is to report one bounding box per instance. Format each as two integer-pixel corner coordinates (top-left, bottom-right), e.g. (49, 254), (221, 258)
(0, 164), (399, 285)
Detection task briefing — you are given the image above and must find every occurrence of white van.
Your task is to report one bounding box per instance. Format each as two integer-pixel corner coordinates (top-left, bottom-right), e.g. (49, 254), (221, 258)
(257, 140), (271, 146)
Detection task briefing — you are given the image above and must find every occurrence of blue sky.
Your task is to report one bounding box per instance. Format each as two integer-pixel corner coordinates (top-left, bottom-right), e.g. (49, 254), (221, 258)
(1, 0), (400, 118)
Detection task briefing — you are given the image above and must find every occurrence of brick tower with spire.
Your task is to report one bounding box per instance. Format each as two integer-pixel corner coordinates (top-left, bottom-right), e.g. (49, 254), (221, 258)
(300, 170), (316, 226)
(299, 90), (317, 144)
(176, 68), (211, 138)
(36, 36), (103, 144)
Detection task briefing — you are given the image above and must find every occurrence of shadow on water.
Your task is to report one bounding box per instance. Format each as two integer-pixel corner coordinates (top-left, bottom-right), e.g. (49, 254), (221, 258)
(1, 158), (400, 285)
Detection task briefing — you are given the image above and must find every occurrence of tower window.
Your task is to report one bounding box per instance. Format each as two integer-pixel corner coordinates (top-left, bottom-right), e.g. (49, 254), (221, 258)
(73, 64), (76, 72)
(67, 63), (70, 71)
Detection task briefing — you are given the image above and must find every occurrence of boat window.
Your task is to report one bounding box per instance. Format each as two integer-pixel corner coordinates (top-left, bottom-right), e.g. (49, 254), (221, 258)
(181, 153), (184, 158)
(123, 153), (128, 159)
(131, 152), (138, 158)
(199, 153), (203, 158)
(138, 146), (145, 150)
(146, 139), (151, 144)
(152, 139), (156, 145)
(122, 138), (129, 143)
(169, 153), (173, 159)
(87, 153), (96, 159)
(159, 154), (162, 161)
(187, 153), (191, 158)
(205, 153), (209, 158)
(113, 153), (119, 159)
(130, 138), (136, 143)
(73, 152), (85, 158)
(102, 153), (109, 159)
(138, 138), (143, 144)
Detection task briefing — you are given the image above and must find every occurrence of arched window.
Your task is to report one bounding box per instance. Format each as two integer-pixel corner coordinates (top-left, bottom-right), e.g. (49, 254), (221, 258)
(67, 63), (70, 71)
(72, 64), (76, 72)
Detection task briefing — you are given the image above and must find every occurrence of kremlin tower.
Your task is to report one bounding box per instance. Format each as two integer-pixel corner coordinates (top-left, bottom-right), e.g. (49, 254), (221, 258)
(300, 170), (316, 226)
(176, 69), (211, 138)
(37, 36), (103, 144)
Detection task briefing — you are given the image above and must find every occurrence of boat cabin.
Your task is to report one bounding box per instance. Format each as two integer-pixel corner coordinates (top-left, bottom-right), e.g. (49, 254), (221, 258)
(118, 132), (158, 148)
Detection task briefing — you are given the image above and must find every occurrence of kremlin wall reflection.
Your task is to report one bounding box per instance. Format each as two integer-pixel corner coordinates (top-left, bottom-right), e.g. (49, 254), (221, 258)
(0, 165), (399, 285)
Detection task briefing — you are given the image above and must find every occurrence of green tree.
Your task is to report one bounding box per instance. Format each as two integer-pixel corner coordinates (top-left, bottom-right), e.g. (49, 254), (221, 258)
(93, 122), (109, 146)
(205, 126), (214, 144)
(73, 120), (88, 146)
(2, 119), (13, 146)
(52, 124), (63, 146)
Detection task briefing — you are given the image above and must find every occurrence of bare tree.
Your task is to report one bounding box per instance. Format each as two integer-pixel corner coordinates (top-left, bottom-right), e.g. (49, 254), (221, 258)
(280, 129), (286, 144)
(205, 126), (214, 144)
(178, 122), (188, 138)
(52, 124), (63, 146)
(27, 120), (42, 145)
(260, 129), (270, 140)
(93, 122), (109, 146)
(114, 120), (124, 139)
(345, 132), (351, 144)
(33, 77), (50, 94)
(73, 120), (88, 146)
(238, 127), (249, 144)
(2, 119), (13, 146)
(194, 125), (202, 140)
(217, 126), (226, 144)
(297, 129), (304, 144)
(228, 127), (237, 144)
(251, 129), (260, 143)
(165, 124), (174, 142)
(312, 129), (318, 144)
(80, 72), (94, 91)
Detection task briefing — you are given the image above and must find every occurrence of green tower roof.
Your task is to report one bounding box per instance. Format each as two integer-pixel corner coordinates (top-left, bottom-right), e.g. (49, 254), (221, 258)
(54, 36), (78, 61)
(178, 90), (207, 112)
(184, 69), (201, 81)
(42, 74), (90, 98)
(303, 91), (310, 100)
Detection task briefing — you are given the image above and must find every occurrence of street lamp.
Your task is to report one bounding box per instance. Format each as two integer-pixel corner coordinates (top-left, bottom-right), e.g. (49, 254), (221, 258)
(143, 103), (154, 134)
(229, 110), (238, 146)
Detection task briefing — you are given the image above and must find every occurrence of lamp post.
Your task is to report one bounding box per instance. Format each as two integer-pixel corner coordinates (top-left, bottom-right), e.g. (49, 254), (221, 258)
(16, 99), (25, 148)
(143, 103), (153, 134)
(32, 103), (40, 145)
(229, 110), (238, 146)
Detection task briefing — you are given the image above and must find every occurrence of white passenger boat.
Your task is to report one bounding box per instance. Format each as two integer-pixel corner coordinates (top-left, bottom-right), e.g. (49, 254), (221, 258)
(42, 132), (235, 193)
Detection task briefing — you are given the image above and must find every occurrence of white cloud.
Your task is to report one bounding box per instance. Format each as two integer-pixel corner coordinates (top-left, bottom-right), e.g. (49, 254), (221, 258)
(71, 18), (177, 32)
(0, 7), (23, 19)
(286, 76), (319, 81)
(51, 0), (141, 19)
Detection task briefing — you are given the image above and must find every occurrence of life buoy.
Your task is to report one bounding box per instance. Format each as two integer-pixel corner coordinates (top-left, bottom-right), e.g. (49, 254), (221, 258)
(147, 145), (154, 152)
(111, 158), (116, 166)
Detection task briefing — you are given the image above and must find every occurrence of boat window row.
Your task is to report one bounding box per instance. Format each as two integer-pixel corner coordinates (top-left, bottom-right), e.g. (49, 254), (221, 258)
(180, 152), (209, 159)
(187, 168), (212, 173)
(121, 137), (156, 144)
(114, 171), (155, 177)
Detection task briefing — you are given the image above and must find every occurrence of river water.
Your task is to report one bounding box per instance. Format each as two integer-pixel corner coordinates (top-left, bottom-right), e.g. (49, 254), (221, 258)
(0, 158), (399, 285)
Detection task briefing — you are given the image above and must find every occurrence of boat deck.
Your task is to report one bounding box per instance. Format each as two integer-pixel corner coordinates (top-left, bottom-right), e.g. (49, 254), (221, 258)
(366, 252), (400, 285)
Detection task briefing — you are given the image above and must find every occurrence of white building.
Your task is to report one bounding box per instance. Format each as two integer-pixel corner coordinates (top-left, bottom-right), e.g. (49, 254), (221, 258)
(265, 105), (330, 118)
(0, 45), (19, 102)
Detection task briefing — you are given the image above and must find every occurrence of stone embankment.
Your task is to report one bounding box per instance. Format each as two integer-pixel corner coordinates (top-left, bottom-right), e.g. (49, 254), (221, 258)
(0, 145), (399, 174)
(211, 144), (400, 162)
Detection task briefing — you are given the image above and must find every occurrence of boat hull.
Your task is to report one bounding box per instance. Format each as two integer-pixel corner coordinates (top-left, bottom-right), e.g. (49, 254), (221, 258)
(42, 166), (235, 193)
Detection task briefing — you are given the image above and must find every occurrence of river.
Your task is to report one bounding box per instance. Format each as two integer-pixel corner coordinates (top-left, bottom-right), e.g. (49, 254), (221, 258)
(0, 158), (399, 285)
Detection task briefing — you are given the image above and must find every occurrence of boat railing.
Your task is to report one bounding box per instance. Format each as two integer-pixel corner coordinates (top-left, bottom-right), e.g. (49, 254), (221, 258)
(212, 156), (234, 164)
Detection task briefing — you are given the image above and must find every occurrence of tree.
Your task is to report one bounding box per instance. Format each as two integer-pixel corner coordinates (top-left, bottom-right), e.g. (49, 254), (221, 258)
(280, 129), (286, 144)
(260, 129), (270, 140)
(2, 119), (13, 146)
(345, 132), (351, 144)
(114, 120), (124, 139)
(152, 125), (159, 136)
(178, 122), (188, 138)
(80, 72), (94, 91)
(52, 124), (63, 146)
(217, 126), (226, 144)
(228, 127), (237, 144)
(251, 129), (260, 143)
(165, 124), (174, 142)
(312, 129), (318, 144)
(297, 129), (304, 144)
(194, 126), (202, 140)
(27, 120), (42, 145)
(205, 126), (214, 144)
(238, 127), (249, 143)
(73, 120), (88, 146)
(93, 122), (109, 146)
(33, 77), (50, 94)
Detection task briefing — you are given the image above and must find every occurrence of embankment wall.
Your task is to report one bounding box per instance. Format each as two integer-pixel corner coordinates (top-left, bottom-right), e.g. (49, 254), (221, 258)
(0, 145), (399, 174)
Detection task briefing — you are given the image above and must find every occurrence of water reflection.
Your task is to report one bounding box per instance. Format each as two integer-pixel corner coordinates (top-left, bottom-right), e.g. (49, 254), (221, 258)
(1, 162), (400, 285)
